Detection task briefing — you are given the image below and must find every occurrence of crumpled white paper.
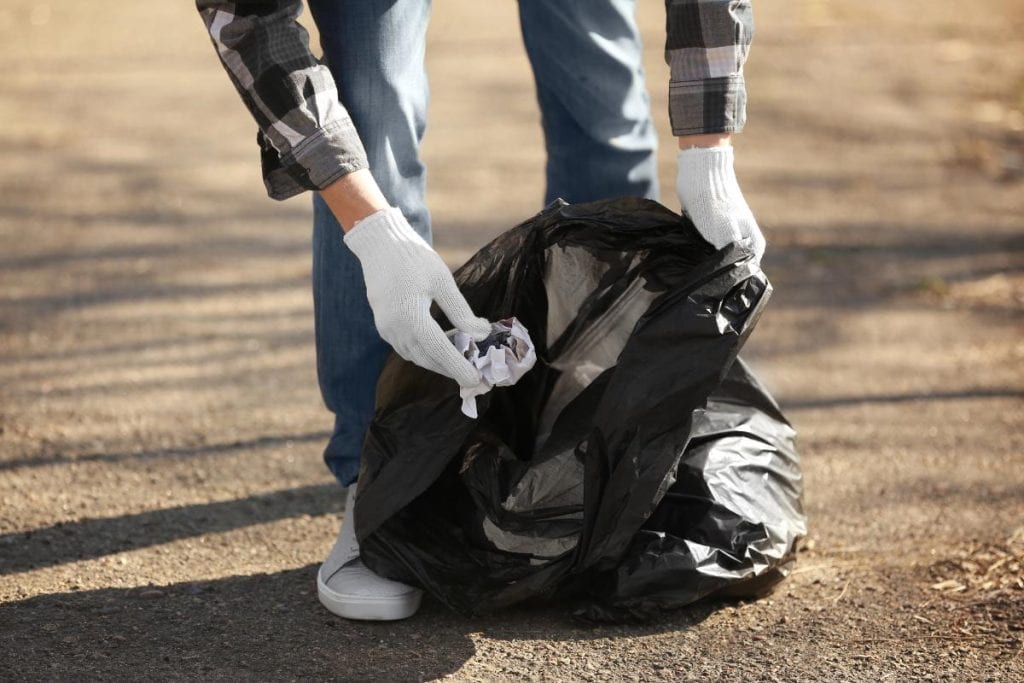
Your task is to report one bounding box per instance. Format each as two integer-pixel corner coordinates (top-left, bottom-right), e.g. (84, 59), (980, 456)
(450, 317), (537, 419)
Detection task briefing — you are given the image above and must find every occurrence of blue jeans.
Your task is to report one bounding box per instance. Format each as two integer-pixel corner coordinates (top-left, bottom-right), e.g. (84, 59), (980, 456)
(307, 0), (658, 486)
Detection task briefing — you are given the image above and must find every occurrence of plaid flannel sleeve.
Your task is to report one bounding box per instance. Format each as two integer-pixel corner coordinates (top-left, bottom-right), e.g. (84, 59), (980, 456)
(196, 0), (368, 200)
(665, 0), (754, 136)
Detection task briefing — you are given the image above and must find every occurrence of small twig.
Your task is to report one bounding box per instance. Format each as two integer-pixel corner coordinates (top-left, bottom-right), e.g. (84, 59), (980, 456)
(790, 563), (839, 575)
(983, 556), (1010, 576)
(832, 580), (850, 604)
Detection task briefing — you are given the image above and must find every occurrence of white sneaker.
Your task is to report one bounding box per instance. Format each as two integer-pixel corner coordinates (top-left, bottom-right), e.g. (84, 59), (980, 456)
(316, 483), (423, 621)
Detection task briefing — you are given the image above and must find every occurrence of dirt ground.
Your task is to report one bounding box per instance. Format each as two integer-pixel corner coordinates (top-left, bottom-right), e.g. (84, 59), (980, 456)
(1, 0), (1022, 680)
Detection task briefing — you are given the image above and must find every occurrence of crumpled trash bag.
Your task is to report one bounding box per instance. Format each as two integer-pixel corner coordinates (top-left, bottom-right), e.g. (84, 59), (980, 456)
(354, 198), (807, 620)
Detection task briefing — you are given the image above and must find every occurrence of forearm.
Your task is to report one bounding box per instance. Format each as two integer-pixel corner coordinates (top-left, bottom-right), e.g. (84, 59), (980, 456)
(320, 170), (389, 232)
(196, 0), (368, 200)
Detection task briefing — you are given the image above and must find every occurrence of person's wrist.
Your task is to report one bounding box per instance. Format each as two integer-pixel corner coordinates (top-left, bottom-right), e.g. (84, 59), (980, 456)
(320, 169), (390, 231)
(677, 132), (732, 149)
(343, 206), (410, 255)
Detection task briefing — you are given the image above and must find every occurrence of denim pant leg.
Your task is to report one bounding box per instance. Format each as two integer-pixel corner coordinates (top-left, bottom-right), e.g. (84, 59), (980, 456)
(518, 0), (659, 204)
(308, 0), (432, 486)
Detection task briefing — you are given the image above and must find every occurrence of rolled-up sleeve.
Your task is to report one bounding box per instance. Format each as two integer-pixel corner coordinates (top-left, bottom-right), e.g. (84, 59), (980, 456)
(197, 1), (368, 200)
(664, 0), (754, 136)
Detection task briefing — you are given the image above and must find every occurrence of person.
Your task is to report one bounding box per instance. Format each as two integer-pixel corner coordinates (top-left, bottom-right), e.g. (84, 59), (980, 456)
(195, 0), (762, 621)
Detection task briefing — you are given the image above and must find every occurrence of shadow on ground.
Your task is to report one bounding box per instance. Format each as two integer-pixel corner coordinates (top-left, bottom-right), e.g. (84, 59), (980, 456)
(0, 482), (340, 575)
(0, 566), (720, 680)
(0, 568), (475, 680)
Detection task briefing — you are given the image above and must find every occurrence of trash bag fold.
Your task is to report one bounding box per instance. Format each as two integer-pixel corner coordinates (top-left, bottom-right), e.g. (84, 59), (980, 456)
(354, 198), (806, 620)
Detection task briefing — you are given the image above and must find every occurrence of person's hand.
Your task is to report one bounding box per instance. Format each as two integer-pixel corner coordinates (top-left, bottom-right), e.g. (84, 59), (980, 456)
(676, 146), (765, 262)
(343, 207), (491, 387)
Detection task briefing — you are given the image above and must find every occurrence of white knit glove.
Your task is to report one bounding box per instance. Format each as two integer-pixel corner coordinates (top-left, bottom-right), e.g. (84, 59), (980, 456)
(676, 146), (765, 262)
(344, 207), (491, 388)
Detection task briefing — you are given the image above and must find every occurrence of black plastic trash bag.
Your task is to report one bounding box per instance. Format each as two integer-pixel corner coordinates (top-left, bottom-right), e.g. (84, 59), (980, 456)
(354, 198), (806, 620)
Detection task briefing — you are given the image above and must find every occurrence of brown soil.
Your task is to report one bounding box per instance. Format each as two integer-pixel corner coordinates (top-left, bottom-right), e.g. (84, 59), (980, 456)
(1, 0), (1022, 680)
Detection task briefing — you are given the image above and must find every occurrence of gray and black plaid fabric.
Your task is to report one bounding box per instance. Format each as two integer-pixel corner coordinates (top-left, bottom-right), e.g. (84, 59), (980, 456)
(197, 0), (369, 200)
(197, 0), (754, 200)
(665, 0), (753, 136)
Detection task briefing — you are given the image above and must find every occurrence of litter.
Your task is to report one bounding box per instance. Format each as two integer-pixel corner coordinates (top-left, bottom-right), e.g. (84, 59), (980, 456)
(450, 317), (537, 419)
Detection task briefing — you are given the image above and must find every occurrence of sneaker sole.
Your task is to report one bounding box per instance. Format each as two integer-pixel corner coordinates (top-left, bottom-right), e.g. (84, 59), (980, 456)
(316, 570), (422, 621)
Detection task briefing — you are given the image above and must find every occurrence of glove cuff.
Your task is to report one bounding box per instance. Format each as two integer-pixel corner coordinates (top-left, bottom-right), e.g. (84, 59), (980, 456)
(676, 145), (738, 209)
(343, 206), (428, 261)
